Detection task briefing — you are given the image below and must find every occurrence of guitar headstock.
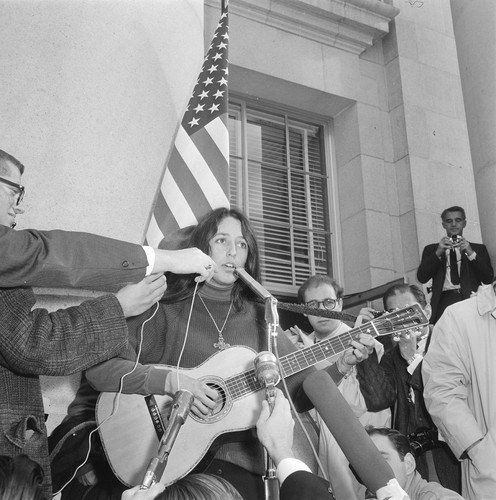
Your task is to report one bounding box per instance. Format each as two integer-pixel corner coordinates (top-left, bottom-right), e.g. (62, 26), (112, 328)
(361, 303), (429, 338)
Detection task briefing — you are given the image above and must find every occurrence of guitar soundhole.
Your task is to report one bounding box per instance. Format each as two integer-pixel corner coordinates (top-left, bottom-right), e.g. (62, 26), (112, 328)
(191, 376), (231, 424)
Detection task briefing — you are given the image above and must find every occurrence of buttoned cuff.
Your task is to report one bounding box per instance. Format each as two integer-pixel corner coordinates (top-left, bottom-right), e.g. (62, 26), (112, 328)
(407, 353), (423, 374)
(142, 246), (156, 276)
(467, 251), (477, 261)
(277, 458), (311, 485)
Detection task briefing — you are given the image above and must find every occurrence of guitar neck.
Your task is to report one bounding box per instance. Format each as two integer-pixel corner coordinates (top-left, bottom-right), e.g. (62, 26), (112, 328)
(224, 303), (426, 401)
(225, 321), (377, 401)
(278, 322), (376, 378)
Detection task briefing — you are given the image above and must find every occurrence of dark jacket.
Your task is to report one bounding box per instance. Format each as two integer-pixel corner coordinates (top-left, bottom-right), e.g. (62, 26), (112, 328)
(417, 242), (493, 323)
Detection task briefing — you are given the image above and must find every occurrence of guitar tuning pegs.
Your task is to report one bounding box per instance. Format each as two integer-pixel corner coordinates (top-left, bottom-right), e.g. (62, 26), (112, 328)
(393, 335), (401, 342)
(404, 333), (410, 340)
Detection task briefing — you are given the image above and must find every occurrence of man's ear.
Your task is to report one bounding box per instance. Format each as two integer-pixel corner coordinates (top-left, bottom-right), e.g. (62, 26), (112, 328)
(423, 304), (432, 321)
(404, 453), (416, 476)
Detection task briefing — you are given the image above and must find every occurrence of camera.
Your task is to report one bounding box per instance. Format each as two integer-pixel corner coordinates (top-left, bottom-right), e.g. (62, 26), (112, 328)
(408, 428), (440, 457)
(451, 235), (460, 245)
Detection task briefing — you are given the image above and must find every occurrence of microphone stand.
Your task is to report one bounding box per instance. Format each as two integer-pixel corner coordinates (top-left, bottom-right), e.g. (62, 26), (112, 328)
(235, 268), (280, 500)
(261, 297), (280, 500)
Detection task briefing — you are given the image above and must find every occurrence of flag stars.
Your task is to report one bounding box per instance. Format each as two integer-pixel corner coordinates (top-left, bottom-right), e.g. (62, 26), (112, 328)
(217, 42), (227, 50)
(198, 90), (209, 100)
(193, 104), (204, 113)
(222, 33), (229, 40)
(213, 89), (225, 99)
(207, 65), (218, 74)
(209, 103), (220, 113)
(212, 53), (222, 61)
(218, 77), (228, 86)
(188, 117), (199, 127)
(202, 77), (214, 86)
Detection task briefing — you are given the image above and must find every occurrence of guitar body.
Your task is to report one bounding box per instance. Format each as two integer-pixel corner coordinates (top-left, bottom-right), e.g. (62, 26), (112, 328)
(96, 303), (427, 487)
(96, 346), (263, 487)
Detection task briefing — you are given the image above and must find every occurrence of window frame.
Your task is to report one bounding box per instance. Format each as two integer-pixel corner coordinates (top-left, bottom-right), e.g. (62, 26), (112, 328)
(228, 95), (342, 297)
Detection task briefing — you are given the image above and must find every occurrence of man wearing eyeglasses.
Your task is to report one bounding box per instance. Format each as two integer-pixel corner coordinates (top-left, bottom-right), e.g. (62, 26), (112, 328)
(285, 275), (395, 500)
(0, 148), (216, 497)
(0, 149), (215, 289)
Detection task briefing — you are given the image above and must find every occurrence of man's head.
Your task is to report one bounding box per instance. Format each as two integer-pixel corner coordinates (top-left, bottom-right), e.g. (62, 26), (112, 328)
(366, 427), (416, 490)
(298, 275), (344, 338)
(382, 284), (431, 334)
(0, 150), (25, 228)
(441, 206), (466, 238)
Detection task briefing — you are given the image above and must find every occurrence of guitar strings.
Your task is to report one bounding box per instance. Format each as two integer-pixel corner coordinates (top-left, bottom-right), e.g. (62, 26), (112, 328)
(52, 301), (161, 497)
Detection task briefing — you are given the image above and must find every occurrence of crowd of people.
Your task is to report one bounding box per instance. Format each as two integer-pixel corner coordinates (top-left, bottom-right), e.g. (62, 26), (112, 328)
(1, 147), (495, 500)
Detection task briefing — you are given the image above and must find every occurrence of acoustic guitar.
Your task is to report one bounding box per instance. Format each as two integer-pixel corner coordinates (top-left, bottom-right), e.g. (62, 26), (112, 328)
(96, 303), (427, 487)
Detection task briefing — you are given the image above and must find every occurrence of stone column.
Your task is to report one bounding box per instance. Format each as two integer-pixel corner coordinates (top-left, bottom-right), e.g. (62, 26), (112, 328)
(451, 0), (496, 262)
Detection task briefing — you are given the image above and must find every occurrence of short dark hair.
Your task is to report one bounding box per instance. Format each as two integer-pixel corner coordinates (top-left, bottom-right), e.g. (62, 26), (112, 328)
(441, 206), (466, 220)
(297, 275), (344, 304)
(0, 149), (25, 176)
(0, 454), (45, 500)
(365, 427), (411, 461)
(382, 283), (427, 310)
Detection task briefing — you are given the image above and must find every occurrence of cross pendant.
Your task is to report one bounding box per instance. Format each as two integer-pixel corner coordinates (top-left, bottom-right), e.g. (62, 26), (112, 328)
(214, 338), (231, 350)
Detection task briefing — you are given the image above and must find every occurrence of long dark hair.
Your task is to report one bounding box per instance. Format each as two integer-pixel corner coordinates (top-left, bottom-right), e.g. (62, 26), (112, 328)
(0, 455), (46, 500)
(164, 207), (260, 310)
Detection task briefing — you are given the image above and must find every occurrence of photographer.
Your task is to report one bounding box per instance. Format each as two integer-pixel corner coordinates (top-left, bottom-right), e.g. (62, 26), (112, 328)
(361, 284), (461, 493)
(366, 428), (463, 500)
(417, 205), (493, 325)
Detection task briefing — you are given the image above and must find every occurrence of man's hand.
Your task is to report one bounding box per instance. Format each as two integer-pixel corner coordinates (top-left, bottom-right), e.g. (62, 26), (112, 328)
(115, 274), (167, 318)
(354, 307), (376, 327)
(336, 333), (374, 374)
(284, 325), (313, 348)
(164, 372), (219, 418)
(397, 331), (418, 362)
(121, 484), (165, 500)
(153, 248), (216, 282)
(256, 388), (295, 466)
(435, 236), (455, 257)
(458, 236), (474, 256)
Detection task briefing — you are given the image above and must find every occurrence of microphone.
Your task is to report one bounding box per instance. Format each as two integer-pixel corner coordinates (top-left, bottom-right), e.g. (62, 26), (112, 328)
(140, 390), (194, 489)
(254, 351), (281, 410)
(303, 371), (395, 494)
(234, 267), (272, 300)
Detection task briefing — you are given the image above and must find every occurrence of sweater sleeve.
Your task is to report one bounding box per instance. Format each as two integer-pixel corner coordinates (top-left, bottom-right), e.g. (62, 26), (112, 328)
(0, 287), (128, 375)
(86, 306), (171, 395)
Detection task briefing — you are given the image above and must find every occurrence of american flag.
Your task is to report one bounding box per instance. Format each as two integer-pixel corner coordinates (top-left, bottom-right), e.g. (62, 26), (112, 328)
(146, 0), (230, 247)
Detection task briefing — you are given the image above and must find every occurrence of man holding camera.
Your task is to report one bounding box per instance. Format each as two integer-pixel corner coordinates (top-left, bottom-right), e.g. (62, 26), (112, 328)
(417, 205), (493, 324)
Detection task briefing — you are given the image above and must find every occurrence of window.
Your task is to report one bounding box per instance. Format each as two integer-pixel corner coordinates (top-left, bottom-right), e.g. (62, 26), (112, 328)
(229, 99), (333, 296)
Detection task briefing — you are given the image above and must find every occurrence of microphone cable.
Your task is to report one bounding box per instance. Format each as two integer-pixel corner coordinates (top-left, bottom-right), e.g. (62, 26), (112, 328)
(52, 301), (161, 497)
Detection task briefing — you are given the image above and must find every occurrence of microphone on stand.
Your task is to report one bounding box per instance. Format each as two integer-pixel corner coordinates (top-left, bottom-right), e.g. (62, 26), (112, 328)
(234, 267), (272, 300)
(140, 390), (194, 489)
(254, 351), (280, 411)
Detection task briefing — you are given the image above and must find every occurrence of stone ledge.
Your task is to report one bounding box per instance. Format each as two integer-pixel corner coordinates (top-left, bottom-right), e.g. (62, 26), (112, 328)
(208, 0), (399, 54)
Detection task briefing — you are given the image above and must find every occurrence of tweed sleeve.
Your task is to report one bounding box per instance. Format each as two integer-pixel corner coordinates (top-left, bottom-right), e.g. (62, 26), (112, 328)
(0, 287), (128, 375)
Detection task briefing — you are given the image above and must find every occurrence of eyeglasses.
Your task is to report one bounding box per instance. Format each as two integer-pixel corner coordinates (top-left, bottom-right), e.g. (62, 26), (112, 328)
(0, 176), (25, 205)
(305, 298), (340, 311)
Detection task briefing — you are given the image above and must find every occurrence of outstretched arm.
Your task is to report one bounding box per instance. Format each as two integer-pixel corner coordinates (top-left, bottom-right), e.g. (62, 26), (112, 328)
(0, 226), (215, 289)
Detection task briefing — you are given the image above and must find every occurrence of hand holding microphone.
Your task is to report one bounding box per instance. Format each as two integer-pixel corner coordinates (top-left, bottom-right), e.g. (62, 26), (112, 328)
(140, 390), (194, 489)
(254, 351), (280, 411)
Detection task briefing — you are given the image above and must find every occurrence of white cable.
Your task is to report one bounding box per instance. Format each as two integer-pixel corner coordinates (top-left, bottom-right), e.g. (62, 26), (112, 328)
(53, 302), (160, 497)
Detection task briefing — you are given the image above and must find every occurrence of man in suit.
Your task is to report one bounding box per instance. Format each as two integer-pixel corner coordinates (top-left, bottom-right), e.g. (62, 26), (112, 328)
(0, 148), (214, 497)
(417, 205), (493, 324)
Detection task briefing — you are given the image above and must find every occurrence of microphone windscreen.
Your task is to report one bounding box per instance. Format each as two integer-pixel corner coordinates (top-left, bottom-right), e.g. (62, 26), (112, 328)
(302, 370), (394, 493)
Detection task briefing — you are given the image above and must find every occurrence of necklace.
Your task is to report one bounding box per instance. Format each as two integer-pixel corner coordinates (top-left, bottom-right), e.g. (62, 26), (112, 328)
(198, 294), (234, 350)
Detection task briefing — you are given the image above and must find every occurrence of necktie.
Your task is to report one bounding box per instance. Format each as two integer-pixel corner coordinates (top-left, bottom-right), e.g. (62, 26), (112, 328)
(450, 248), (460, 285)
